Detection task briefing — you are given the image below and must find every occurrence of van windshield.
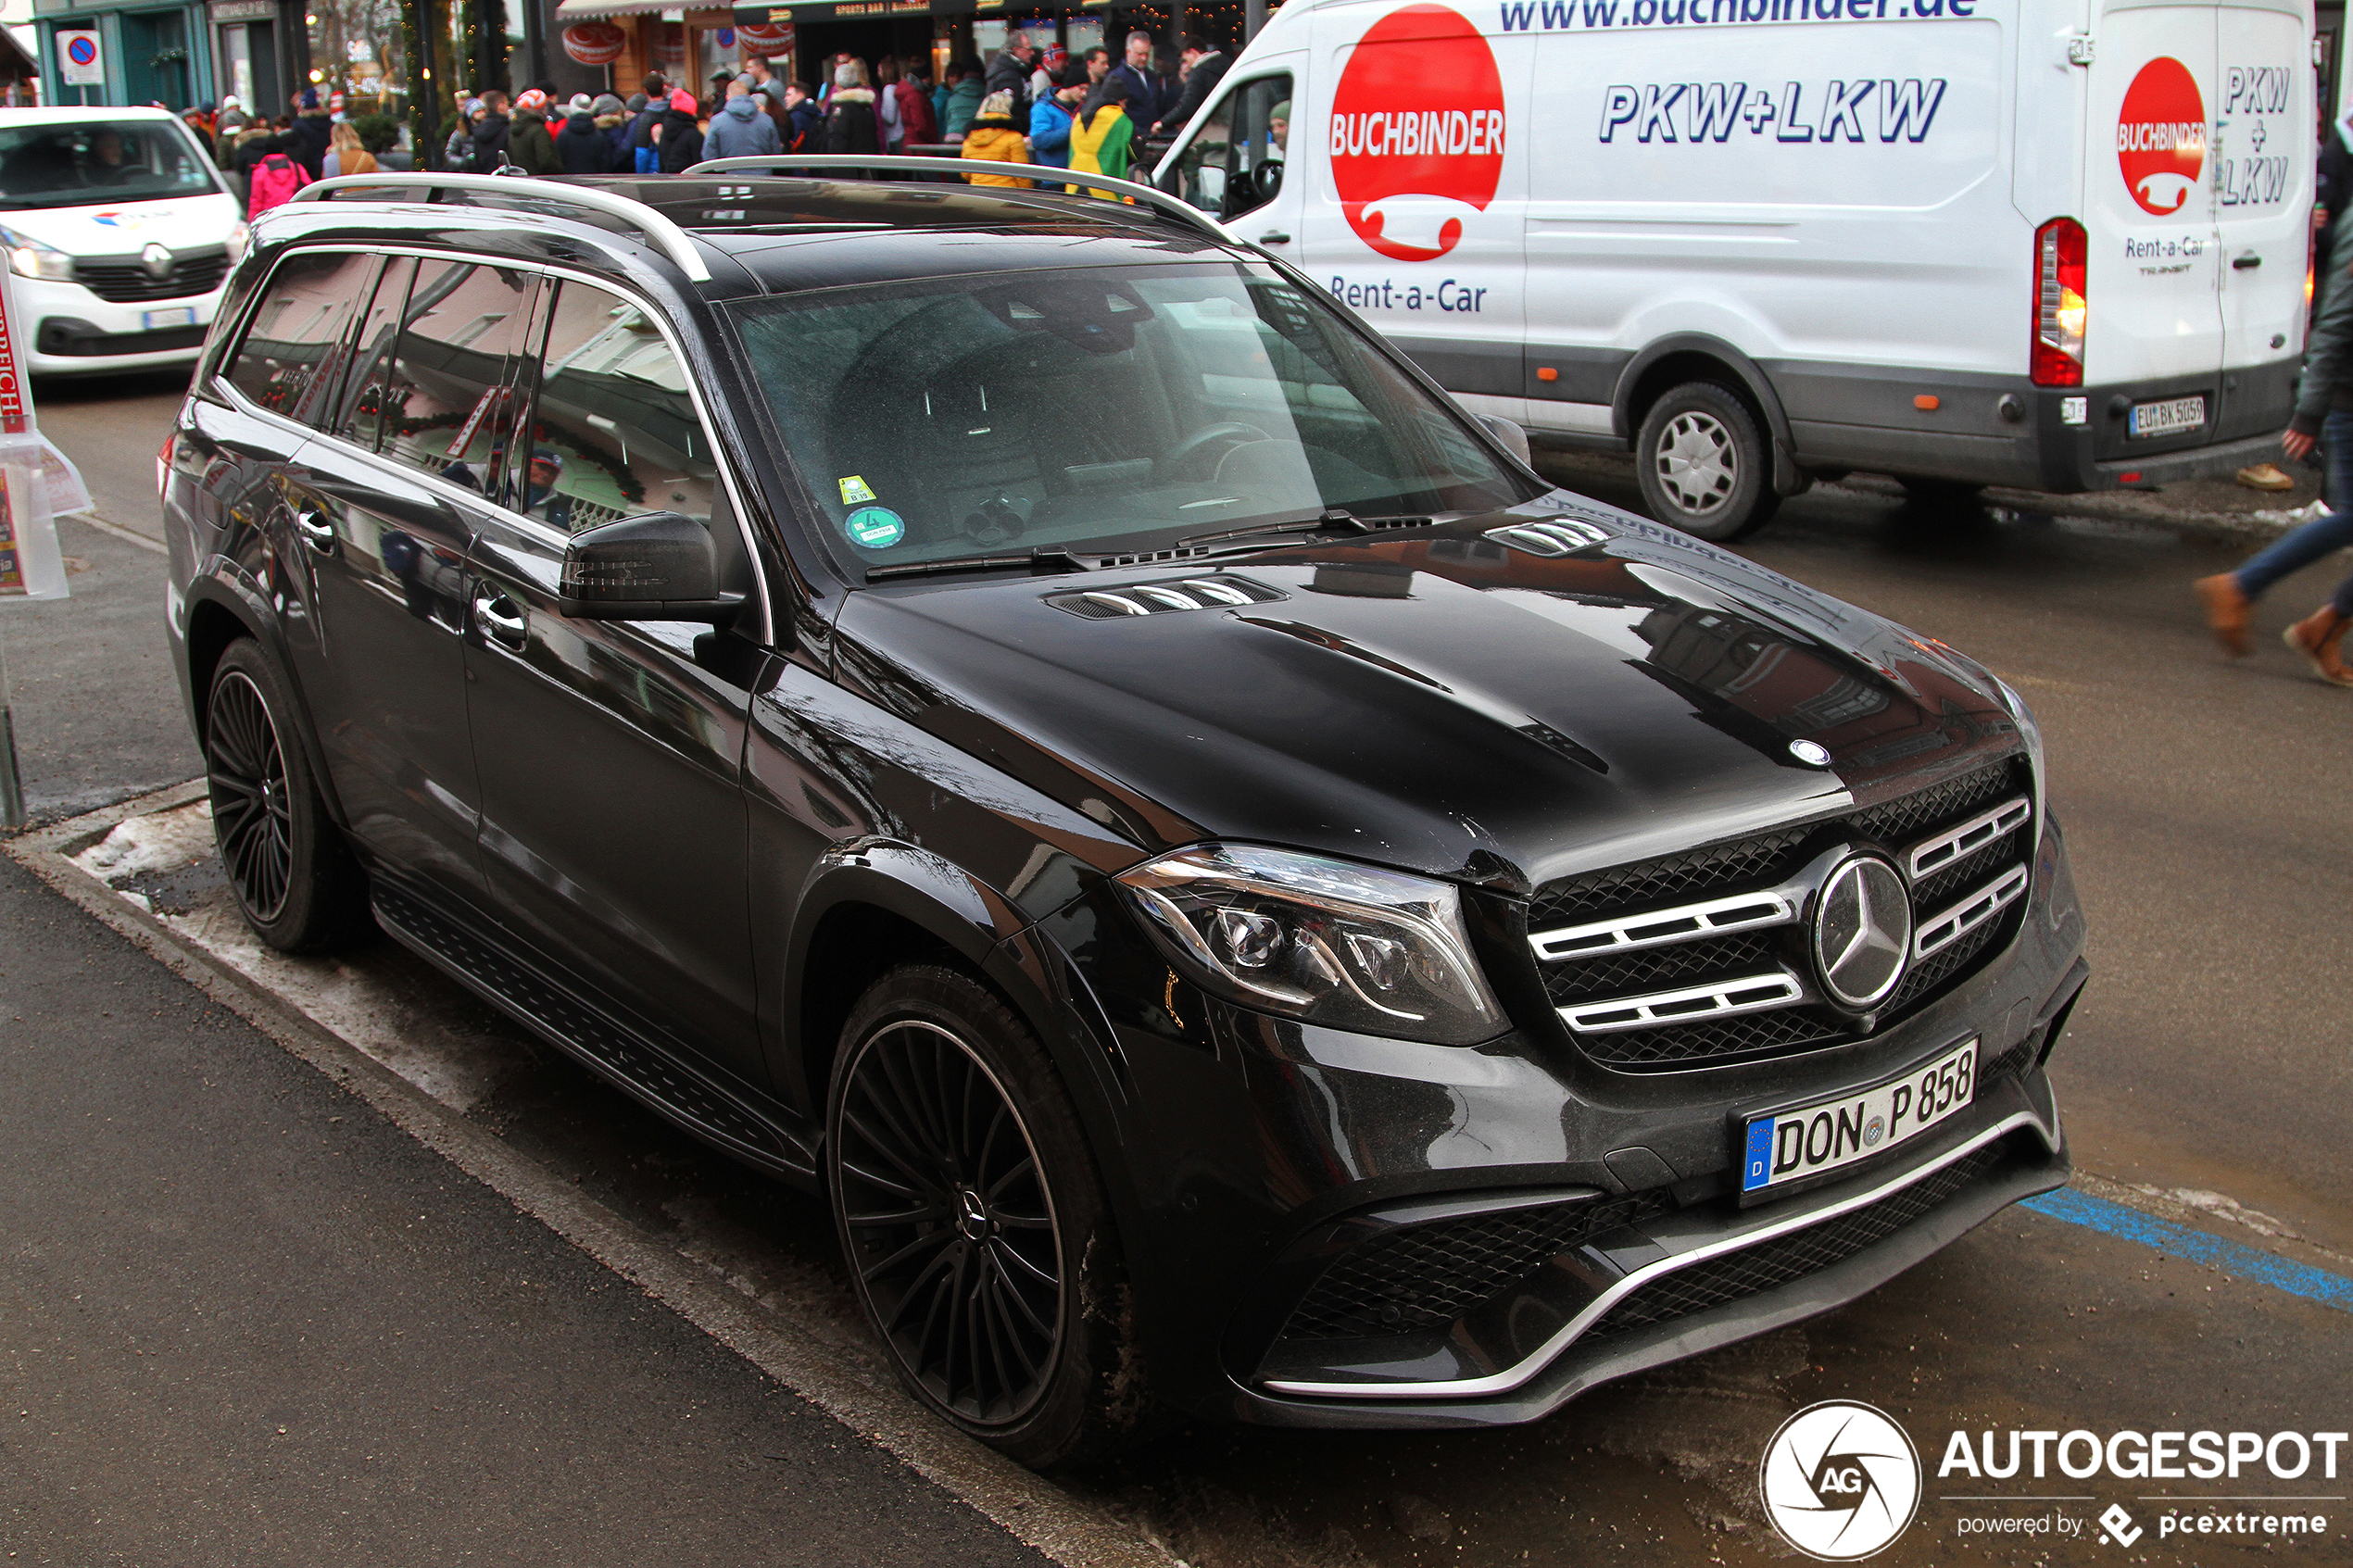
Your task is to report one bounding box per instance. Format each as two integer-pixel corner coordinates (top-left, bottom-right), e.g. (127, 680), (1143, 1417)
(0, 120), (224, 209)
(730, 263), (1535, 570)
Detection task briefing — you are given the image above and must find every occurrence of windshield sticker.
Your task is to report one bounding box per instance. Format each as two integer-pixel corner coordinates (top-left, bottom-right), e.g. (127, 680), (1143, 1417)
(837, 474), (878, 505)
(843, 507), (905, 549)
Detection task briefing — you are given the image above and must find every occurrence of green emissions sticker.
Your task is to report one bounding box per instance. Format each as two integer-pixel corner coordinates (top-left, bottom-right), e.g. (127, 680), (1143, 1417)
(837, 474), (878, 505)
(843, 507), (905, 548)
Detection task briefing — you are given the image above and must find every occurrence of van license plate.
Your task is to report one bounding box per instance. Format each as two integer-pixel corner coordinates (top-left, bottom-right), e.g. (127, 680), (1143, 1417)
(2129, 395), (2206, 438)
(1740, 1039), (1976, 1198)
(142, 307), (195, 330)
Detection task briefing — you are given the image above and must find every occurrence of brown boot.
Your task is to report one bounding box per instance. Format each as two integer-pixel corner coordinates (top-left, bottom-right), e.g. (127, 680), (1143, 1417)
(2283, 606), (2353, 686)
(2195, 573), (2252, 656)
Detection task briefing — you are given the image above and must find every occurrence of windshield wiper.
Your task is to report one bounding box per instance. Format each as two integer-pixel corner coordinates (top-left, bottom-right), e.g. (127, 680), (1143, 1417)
(1175, 509), (1439, 551)
(864, 546), (1088, 583)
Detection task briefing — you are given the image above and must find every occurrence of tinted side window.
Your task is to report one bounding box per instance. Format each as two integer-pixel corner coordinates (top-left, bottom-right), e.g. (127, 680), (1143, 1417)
(337, 254), (418, 450)
(519, 281), (715, 534)
(223, 250), (372, 424)
(376, 261), (539, 495)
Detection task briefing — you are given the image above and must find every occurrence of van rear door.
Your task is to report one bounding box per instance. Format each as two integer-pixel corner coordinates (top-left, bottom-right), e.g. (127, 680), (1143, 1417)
(2210, 0), (2310, 420)
(2082, 2), (2224, 436)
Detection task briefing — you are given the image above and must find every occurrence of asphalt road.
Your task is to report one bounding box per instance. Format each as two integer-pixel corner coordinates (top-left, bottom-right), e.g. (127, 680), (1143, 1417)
(5, 371), (2350, 1567)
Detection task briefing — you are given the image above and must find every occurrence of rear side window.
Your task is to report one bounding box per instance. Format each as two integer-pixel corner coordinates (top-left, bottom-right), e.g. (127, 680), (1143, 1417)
(337, 255), (418, 451)
(222, 250), (372, 424)
(518, 280), (715, 534)
(374, 260), (539, 495)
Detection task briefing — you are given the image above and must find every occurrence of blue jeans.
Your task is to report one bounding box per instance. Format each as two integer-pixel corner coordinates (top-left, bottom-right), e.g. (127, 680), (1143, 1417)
(2235, 408), (2353, 600)
(635, 146), (658, 174)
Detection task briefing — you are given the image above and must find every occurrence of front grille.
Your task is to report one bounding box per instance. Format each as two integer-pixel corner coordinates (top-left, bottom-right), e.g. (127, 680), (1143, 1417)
(1281, 1188), (1677, 1342)
(76, 250), (230, 303)
(1529, 757), (2032, 1071)
(1585, 1145), (2007, 1341)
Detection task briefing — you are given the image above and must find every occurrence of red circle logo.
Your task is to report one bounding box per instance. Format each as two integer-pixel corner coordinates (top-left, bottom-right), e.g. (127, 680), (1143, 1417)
(560, 21), (627, 65)
(1327, 4), (1504, 262)
(2116, 56), (2206, 216)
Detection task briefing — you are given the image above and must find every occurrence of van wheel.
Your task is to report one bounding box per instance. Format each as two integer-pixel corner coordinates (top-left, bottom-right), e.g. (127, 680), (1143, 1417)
(203, 639), (370, 953)
(827, 964), (1151, 1469)
(1635, 383), (1779, 542)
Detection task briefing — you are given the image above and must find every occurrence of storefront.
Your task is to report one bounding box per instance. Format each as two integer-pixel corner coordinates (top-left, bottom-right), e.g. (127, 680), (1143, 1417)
(208, 0), (283, 113)
(33, 0), (299, 111)
(547, 0), (785, 99)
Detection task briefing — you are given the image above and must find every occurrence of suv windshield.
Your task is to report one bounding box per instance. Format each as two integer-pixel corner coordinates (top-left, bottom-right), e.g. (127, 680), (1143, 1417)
(0, 120), (223, 209)
(731, 262), (1535, 569)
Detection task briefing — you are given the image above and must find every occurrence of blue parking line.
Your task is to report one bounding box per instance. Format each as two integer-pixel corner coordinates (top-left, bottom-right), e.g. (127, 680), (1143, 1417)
(2021, 1188), (2353, 1314)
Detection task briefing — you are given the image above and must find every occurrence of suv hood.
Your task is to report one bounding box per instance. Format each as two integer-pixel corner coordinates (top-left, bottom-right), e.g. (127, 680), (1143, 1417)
(1, 192), (238, 255)
(831, 496), (2025, 896)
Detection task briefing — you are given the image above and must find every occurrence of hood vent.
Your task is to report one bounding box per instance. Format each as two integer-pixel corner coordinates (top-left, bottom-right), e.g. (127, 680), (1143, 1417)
(1045, 575), (1287, 620)
(1486, 520), (1610, 557)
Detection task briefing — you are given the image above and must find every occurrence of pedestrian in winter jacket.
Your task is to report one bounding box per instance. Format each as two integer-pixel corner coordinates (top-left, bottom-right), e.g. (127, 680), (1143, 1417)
(2196, 218), (2353, 685)
(1068, 77), (1135, 199)
(287, 87), (332, 179)
(1155, 41), (1228, 136)
(1029, 76), (1082, 185)
(822, 66), (883, 156)
(703, 82), (782, 159)
(891, 69), (937, 147)
(656, 88), (706, 173)
(781, 82), (823, 152)
(245, 136), (310, 217)
(472, 92), (512, 170)
(984, 35), (1038, 119)
(961, 91), (1028, 186)
(940, 69), (984, 139)
(508, 90), (562, 175)
(626, 80), (665, 173)
(554, 95), (613, 172)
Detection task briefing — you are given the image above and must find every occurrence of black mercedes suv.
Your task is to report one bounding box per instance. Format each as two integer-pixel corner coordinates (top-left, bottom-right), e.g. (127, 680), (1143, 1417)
(162, 164), (2087, 1467)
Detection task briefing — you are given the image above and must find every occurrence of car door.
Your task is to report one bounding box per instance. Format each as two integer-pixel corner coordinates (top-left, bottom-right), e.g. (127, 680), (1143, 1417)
(460, 275), (767, 1085)
(276, 254), (538, 906)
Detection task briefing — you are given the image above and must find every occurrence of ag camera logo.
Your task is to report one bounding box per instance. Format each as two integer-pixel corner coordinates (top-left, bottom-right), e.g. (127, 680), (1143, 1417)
(1761, 1400), (1922, 1560)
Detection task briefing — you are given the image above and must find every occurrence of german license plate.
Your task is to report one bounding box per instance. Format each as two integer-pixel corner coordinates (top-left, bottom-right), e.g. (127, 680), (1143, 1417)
(142, 307), (195, 330)
(1740, 1038), (1976, 1198)
(2129, 395), (2206, 438)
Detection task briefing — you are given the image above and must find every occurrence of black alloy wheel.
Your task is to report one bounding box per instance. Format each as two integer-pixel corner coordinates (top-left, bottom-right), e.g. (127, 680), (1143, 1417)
(203, 639), (370, 953)
(828, 965), (1148, 1467)
(207, 664), (293, 924)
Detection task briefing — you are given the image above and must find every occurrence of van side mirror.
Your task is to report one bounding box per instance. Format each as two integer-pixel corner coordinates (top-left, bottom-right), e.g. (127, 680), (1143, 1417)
(558, 510), (743, 623)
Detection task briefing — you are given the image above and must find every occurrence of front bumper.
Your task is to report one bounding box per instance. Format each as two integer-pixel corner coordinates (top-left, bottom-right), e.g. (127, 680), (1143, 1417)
(14, 272), (221, 374)
(1040, 809), (2089, 1429)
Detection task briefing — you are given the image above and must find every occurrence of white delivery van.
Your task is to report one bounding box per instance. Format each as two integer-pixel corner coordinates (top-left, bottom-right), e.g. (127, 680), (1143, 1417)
(1151, 0), (2313, 538)
(0, 107), (245, 374)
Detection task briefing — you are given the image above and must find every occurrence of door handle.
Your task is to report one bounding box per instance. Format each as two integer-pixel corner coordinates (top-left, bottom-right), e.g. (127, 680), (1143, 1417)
(294, 509), (335, 553)
(2233, 254), (2263, 270)
(472, 589), (527, 647)
(1259, 231), (1292, 245)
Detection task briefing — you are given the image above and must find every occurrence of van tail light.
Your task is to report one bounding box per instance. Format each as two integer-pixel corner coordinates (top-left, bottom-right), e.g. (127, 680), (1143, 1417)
(2032, 218), (2087, 387)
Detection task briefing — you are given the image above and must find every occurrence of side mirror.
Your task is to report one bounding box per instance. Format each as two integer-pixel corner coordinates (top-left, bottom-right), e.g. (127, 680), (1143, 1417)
(1475, 412), (1532, 469)
(558, 510), (743, 622)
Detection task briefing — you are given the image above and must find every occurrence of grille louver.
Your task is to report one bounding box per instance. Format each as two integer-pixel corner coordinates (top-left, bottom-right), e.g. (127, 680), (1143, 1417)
(1044, 574), (1285, 619)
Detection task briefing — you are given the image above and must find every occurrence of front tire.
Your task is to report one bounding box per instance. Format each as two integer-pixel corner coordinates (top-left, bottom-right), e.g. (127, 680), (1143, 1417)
(1635, 382), (1780, 542)
(203, 638), (369, 952)
(827, 964), (1149, 1468)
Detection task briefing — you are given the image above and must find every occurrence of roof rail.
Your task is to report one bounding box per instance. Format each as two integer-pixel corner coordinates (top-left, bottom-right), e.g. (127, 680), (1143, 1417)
(679, 156), (1230, 245)
(287, 172), (713, 282)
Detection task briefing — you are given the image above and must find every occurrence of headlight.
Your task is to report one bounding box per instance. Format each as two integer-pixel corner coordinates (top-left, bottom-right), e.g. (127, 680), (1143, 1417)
(1115, 844), (1507, 1045)
(1, 228), (72, 282)
(224, 221), (250, 263)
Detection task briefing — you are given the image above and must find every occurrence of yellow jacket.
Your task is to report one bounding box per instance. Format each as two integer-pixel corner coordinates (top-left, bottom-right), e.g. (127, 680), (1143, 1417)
(1067, 105), (1134, 200)
(961, 119), (1030, 187)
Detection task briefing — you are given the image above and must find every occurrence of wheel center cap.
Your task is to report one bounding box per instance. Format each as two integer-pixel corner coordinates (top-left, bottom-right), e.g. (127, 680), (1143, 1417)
(954, 1186), (990, 1241)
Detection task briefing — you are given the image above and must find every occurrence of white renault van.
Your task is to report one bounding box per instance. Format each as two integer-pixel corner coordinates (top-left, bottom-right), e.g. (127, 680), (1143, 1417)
(0, 107), (245, 374)
(1152, 0), (2312, 538)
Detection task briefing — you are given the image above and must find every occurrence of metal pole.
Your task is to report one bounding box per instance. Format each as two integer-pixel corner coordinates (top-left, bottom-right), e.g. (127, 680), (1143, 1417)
(1244, 0), (1265, 42)
(0, 618), (25, 831)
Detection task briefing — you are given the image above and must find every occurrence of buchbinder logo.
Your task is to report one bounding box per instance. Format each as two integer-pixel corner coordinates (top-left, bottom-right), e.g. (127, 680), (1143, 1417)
(1328, 4), (1505, 260)
(2117, 56), (2208, 215)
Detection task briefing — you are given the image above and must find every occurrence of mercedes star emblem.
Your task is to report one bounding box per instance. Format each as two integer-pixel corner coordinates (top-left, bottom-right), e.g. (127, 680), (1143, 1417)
(1789, 738), (1831, 767)
(140, 243), (172, 280)
(1813, 854), (1911, 1009)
